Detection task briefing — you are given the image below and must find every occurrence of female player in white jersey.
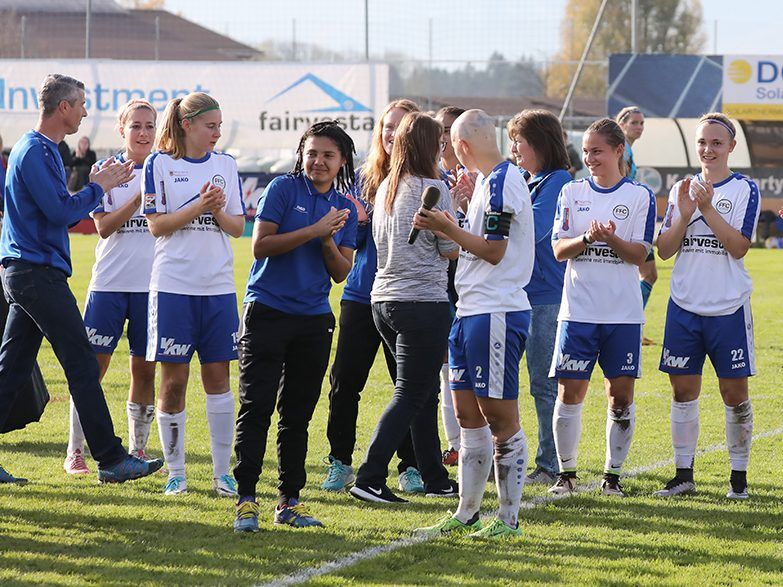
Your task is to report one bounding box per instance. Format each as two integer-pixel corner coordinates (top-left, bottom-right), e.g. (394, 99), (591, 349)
(143, 92), (245, 497)
(549, 118), (655, 497)
(654, 113), (759, 500)
(64, 99), (158, 475)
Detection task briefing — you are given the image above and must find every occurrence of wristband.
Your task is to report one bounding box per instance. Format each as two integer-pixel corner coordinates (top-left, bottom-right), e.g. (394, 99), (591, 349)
(582, 232), (591, 246)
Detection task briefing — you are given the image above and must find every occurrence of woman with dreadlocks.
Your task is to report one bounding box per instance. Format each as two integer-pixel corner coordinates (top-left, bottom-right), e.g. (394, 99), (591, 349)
(232, 121), (358, 532)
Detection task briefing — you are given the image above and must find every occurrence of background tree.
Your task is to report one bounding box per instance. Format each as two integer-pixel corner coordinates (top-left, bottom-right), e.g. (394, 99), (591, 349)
(547, 0), (706, 99)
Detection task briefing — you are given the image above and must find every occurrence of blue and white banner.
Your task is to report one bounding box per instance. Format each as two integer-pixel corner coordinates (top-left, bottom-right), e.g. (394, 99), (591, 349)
(0, 60), (388, 153)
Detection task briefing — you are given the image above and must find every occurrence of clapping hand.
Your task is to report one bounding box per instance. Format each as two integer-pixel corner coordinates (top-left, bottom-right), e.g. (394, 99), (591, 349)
(90, 157), (135, 193)
(198, 181), (226, 214)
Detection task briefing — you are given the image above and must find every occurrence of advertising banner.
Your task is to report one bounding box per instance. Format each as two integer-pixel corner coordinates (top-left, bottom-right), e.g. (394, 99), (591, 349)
(723, 55), (783, 120)
(0, 60), (389, 153)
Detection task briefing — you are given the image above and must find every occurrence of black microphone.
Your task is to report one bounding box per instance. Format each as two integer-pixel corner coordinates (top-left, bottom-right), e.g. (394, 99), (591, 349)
(408, 185), (441, 245)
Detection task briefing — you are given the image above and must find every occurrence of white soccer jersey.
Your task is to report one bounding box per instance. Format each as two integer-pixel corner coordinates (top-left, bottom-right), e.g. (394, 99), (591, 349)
(660, 172), (760, 316)
(143, 151), (245, 296)
(89, 156), (154, 293)
(455, 161), (534, 317)
(552, 177), (655, 324)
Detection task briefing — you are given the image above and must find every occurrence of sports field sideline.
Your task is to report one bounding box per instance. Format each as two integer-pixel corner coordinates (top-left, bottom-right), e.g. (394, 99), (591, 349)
(0, 234), (781, 586)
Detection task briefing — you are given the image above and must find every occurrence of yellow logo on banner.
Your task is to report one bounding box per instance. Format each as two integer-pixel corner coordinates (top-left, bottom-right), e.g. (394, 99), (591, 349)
(727, 59), (753, 84)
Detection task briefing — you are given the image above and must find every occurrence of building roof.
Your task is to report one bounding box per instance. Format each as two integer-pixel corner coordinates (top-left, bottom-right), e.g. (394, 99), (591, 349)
(0, 6), (261, 61)
(0, 0), (125, 12)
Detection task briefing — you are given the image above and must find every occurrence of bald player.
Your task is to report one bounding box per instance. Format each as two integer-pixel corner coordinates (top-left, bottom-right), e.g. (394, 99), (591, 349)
(412, 110), (535, 539)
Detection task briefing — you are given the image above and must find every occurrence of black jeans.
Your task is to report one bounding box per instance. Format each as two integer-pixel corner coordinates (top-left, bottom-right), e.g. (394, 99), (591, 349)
(356, 301), (452, 491)
(0, 260), (125, 466)
(233, 302), (334, 500)
(326, 299), (417, 472)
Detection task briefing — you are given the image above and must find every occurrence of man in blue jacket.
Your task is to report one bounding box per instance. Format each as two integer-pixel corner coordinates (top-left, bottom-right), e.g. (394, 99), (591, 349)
(0, 74), (163, 484)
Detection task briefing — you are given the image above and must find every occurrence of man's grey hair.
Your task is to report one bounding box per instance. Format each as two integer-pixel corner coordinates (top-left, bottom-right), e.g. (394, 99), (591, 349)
(39, 74), (85, 117)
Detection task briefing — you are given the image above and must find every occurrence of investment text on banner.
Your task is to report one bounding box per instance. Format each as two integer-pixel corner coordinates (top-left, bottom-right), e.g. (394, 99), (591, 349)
(0, 60), (389, 153)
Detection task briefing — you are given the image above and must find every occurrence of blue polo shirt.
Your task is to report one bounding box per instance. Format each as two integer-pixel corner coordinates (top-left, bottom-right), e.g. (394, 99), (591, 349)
(245, 173), (358, 315)
(524, 168), (571, 306)
(1, 130), (104, 276)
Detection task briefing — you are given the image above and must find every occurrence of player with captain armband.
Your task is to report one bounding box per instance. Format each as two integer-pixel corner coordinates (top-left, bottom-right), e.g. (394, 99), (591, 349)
(412, 109), (534, 539)
(143, 92), (246, 497)
(654, 113), (759, 500)
(549, 118), (655, 498)
(64, 99), (159, 475)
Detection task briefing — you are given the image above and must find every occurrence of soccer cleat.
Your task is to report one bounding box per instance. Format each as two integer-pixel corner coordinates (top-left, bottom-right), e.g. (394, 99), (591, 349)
(234, 499), (260, 533)
(412, 512), (481, 538)
(601, 474), (626, 497)
(349, 482), (408, 503)
(97, 454), (164, 484)
(524, 466), (557, 486)
(63, 449), (91, 475)
(548, 473), (577, 495)
(320, 456), (355, 491)
(0, 465), (28, 485)
(726, 487), (749, 500)
(163, 475), (187, 495)
(214, 474), (239, 497)
(442, 448), (459, 467)
(653, 477), (696, 498)
(466, 518), (522, 540)
(727, 471), (749, 500)
(398, 467), (425, 493)
(425, 479), (459, 498)
(274, 499), (324, 528)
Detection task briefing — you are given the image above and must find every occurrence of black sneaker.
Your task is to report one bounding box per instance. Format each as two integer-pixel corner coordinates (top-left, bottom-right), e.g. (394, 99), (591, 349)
(349, 482), (408, 503)
(425, 479), (459, 498)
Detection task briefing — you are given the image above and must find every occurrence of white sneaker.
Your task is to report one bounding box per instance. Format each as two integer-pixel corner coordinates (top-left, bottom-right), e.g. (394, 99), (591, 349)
(653, 477), (695, 498)
(63, 449), (90, 475)
(164, 475), (187, 495)
(548, 474), (577, 495)
(213, 474), (239, 497)
(600, 475), (626, 497)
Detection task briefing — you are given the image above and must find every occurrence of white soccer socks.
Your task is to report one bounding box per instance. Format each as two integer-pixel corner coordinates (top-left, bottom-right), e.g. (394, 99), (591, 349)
(127, 401), (155, 455)
(553, 400), (583, 472)
(454, 425), (493, 524)
(157, 409), (186, 478)
(671, 399), (699, 469)
(725, 400), (753, 471)
(205, 390), (235, 478)
(494, 428), (528, 528)
(605, 403), (636, 475)
(440, 364), (461, 451)
(67, 399), (86, 455)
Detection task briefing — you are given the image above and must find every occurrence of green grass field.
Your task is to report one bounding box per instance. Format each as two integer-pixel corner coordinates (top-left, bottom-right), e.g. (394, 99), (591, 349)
(1, 235), (782, 586)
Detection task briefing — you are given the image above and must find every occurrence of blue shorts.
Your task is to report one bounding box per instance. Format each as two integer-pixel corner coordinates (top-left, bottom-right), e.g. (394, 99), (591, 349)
(659, 299), (755, 378)
(83, 291), (148, 356)
(549, 321), (642, 380)
(448, 310), (530, 400)
(147, 291), (239, 364)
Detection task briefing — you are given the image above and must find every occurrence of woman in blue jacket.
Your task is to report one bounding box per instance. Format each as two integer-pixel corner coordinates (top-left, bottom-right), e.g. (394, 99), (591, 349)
(507, 110), (572, 486)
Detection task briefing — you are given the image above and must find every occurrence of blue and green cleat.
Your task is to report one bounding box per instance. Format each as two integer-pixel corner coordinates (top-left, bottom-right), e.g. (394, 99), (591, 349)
(274, 499), (324, 528)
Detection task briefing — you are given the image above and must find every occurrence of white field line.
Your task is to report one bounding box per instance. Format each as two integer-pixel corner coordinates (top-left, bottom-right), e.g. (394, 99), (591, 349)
(257, 426), (783, 587)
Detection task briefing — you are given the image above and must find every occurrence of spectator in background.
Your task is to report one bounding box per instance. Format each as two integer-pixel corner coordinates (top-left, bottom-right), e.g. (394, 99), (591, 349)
(58, 140), (73, 180)
(563, 130), (583, 178)
(69, 136), (97, 192)
(507, 110), (572, 487)
(617, 106), (657, 343)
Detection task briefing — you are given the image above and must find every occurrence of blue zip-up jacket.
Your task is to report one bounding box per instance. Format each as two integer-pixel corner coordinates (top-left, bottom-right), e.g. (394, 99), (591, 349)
(524, 168), (571, 306)
(1, 130), (105, 276)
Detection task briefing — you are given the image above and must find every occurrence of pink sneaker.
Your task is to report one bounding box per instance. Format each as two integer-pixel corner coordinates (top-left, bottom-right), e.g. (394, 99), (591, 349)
(63, 449), (90, 475)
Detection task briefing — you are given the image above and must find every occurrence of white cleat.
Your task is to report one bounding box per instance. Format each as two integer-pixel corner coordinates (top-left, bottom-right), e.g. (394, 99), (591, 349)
(653, 477), (695, 498)
(213, 474), (239, 498)
(548, 474), (577, 495)
(164, 475), (187, 495)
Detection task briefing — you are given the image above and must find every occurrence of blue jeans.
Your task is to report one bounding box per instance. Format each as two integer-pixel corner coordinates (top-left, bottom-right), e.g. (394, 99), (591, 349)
(355, 301), (452, 491)
(0, 260), (125, 466)
(524, 303), (560, 475)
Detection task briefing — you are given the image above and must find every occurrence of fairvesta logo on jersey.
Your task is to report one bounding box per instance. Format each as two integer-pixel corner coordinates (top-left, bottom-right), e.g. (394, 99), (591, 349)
(682, 236), (724, 249)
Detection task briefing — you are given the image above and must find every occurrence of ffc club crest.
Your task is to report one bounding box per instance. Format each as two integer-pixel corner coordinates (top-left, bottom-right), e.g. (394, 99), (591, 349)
(212, 175), (227, 190)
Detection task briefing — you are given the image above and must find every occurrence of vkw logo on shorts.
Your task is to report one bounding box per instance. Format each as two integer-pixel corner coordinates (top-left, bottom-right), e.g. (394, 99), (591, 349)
(211, 175), (227, 190)
(716, 199), (733, 214)
(612, 205), (630, 220)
